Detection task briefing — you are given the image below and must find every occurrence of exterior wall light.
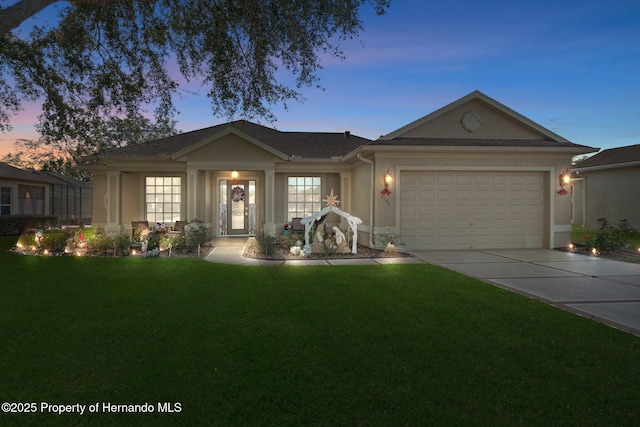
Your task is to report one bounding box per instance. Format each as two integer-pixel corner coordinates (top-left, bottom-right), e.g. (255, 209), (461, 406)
(381, 169), (392, 196)
(557, 169), (571, 195)
(231, 171), (239, 180)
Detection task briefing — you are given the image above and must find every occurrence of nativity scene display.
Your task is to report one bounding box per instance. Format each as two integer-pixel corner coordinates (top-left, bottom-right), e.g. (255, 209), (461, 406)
(298, 189), (362, 255)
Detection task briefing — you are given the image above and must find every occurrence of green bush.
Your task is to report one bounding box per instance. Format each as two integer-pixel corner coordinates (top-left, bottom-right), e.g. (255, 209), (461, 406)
(280, 232), (303, 249)
(184, 220), (210, 251)
(159, 234), (186, 252)
(41, 229), (75, 253)
(254, 229), (276, 255)
(85, 232), (131, 256)
(586, 218), (639, 253)
(113, 233), (133, 255)
(0, 215), (58, 236)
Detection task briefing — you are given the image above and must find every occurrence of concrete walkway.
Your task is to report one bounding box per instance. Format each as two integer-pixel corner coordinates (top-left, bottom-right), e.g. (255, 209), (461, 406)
(204, 237), (423, 266)
(410, 249), (640, 337)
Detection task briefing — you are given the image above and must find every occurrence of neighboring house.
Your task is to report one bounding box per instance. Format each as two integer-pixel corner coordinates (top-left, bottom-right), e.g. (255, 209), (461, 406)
(0, 162), (58, 216)
(37, 171), (92, 225)
(572, 144), (640, 230)
(85, 90), (596, 250)
(0, 163), (92, 225)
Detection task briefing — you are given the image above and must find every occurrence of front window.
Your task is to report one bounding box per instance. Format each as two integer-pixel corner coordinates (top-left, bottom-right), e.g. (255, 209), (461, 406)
(18, 185), (44, 215)
(145, 177), (182, 223)
(287, 176), (321, 221)
(1, 187), (11, 215)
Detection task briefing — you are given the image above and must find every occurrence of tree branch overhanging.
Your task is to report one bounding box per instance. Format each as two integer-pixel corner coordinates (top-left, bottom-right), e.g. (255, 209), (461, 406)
(0, 0), (389, 176)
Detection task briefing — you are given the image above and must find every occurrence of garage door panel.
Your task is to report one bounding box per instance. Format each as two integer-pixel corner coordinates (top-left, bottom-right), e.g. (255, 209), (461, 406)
(473, 175), (491, 185)
(474, 190), (491, 201)
(437, 218), (454, 229)
(473, 204), (491, 215)
(474, 234), (492, 246)
(417, 175), (436, 185)
(455, 204), (471, 215)
(437, 175), (455, 185)
(418, 190), (435, 201)
(455, 218), (473, 229)
(437, 235), (454, 246)
(417, 205), (434, 215)
(417, 219), (435, 230)
(400, 193), (416, 203)
(416, 235), (435, 246)
(400, 171), (545, 249)
(472, 219), (491, 229)
(456, 190), (472, 200)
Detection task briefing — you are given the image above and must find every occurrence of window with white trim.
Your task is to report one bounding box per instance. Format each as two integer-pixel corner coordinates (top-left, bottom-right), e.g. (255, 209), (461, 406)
(145, 177), (182, 223)
(1, 187), (11, 215)
(287, 176), (321, 221)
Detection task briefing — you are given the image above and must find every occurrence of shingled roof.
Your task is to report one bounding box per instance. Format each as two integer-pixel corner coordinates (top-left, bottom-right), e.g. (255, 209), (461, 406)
(0, 162), (58, 184)
(102, 120), (371, 160)
(369, 137), (592, 149)
(574, 144), (640, 170)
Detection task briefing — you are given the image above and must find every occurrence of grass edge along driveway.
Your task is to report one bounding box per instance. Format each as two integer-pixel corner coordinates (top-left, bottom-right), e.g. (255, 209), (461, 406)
(1, 237), (639, 426)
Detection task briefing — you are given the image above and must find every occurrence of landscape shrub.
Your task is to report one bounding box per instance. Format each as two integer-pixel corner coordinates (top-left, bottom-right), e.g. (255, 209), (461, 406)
(254, 229), (276, 255)
(184, 220), (210, 251)
(159, 234), (186, 252)
(86, 232), (131, 256)
(41, 229), (75, 253)
(586, 218), (639, 253)
(280, 232), (302, 249)
(0, 215), (58, 236)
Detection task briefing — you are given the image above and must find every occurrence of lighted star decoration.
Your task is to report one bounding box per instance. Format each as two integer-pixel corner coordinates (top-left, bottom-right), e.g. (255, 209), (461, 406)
(323, 189), (340, 207)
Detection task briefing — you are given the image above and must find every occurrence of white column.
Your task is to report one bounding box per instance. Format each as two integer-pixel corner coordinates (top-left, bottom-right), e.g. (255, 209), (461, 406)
(186, 170), (200, 221)
(340, 172), (352, 213)
(264, 169), (276, 234)
(105, 171), (122, 233)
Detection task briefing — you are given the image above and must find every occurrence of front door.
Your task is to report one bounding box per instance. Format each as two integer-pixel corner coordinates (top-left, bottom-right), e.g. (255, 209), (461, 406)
(228, 180), (249, 235)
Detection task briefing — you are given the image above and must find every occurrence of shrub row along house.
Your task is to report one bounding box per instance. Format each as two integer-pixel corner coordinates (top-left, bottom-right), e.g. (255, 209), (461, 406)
(84, 91), (597, 250)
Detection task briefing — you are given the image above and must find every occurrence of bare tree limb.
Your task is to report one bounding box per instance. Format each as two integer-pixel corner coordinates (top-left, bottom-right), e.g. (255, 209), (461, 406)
(0, 0), (59, 37)
(0, 0), (156, 37)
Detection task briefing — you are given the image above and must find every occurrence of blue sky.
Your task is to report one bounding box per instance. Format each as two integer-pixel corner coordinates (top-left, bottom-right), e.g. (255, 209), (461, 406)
(2, 0), (639, 155)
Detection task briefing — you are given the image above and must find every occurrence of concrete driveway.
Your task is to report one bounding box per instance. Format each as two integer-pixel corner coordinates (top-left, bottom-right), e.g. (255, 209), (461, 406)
(409, 249), (640, 337)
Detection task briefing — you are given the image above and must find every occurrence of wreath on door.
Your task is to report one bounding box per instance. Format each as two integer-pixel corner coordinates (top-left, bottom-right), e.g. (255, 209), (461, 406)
(231, 186), (246, 202)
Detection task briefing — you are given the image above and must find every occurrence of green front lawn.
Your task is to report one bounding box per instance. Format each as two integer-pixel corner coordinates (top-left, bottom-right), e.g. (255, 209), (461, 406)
(1, 236), (639, 426)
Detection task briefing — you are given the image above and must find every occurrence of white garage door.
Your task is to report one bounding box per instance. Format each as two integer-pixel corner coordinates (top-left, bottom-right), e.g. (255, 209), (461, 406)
(400, 171), (546, 250)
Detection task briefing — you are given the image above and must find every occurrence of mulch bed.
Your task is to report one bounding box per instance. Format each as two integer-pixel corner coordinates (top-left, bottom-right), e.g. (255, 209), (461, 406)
(561, 245), (640, 264)
(243, 243), (409, 260)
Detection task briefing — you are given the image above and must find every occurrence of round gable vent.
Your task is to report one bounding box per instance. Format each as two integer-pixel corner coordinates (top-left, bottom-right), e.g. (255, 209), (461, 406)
(461, 111), (481, 132)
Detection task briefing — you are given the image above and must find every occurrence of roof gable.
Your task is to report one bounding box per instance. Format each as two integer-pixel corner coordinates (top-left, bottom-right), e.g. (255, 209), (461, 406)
(171, 126), (289, 161)
(380, 90), (569, 142)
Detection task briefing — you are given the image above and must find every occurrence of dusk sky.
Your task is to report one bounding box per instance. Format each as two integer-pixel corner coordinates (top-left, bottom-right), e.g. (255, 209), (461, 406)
(1, 0), (639, 156)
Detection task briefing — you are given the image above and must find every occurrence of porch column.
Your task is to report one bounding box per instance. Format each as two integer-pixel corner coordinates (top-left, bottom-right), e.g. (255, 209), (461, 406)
(105, 171), (122, 233)
(186, 169), (200, 221)
(340, 172), (352, 213)
(264, 169), (276, 234)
